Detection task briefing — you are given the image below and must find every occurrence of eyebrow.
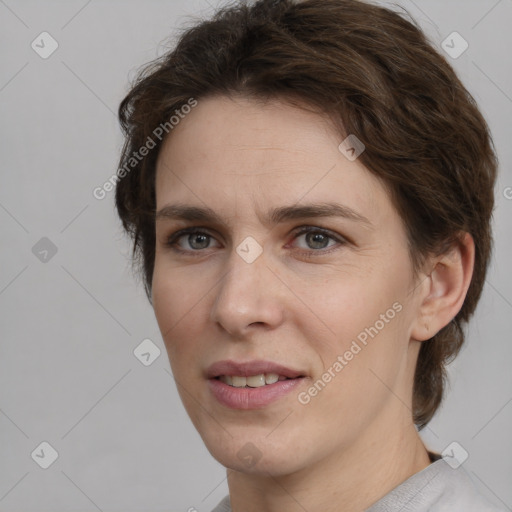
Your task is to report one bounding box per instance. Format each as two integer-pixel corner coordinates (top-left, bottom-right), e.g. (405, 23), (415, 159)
(155, 202), (372, 227)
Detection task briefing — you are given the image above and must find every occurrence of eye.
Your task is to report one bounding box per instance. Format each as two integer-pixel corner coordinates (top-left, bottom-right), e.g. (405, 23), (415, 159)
(164, 226), (346, 256)
(289, 226), (345, 253)
(165, 228), (220, 253)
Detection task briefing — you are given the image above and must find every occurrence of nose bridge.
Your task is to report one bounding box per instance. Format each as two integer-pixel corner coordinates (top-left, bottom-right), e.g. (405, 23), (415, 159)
(210, 244), (283, 333)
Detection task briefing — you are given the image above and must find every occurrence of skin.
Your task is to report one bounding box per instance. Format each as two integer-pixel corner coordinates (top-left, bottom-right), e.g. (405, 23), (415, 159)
(152, 95), (475, 512)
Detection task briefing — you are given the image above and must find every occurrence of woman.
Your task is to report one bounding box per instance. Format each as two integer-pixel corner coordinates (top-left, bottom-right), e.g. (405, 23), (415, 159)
(115, 0), (504, 510)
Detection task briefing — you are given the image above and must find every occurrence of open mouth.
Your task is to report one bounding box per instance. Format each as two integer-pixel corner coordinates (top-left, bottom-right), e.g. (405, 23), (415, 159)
(216, 373), (301, 388)
(206, 360), (307, 408)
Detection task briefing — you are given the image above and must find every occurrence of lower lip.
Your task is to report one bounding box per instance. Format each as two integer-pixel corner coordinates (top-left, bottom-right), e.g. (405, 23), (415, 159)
(208, 378), (305, 409)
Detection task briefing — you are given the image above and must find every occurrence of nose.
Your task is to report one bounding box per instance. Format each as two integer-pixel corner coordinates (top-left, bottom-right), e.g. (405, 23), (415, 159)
(209, 247), (285, 337)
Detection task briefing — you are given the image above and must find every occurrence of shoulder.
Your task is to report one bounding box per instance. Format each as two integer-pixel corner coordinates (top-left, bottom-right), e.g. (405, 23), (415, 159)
(430, 462), (507, 512)
(367, 458), (507, 512)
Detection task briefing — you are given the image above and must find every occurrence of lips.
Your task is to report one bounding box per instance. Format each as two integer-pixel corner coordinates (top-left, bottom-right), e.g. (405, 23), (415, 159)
(206, 360), (305, 380)
(206, 360), (307, 409)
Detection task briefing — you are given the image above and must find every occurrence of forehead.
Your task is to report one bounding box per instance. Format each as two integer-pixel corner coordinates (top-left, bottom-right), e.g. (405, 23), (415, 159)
(154, 95), (395, 229)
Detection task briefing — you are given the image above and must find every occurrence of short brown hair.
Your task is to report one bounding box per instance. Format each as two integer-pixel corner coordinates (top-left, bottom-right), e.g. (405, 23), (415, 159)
(115, 0), (498, 429)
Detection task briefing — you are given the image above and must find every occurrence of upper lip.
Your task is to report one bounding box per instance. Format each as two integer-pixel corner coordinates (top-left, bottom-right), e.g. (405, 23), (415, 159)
(206, 360), (305, 379)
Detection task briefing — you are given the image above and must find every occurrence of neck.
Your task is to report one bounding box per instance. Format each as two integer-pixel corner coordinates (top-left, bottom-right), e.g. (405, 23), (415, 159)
(226, 415), (431, 512)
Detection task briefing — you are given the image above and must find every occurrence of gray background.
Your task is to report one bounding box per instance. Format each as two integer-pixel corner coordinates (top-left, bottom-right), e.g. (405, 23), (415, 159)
(1, 0), (511, 510)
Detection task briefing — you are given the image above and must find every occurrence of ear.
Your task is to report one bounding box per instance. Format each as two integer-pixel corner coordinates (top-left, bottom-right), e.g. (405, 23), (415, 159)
(411, 232), (475, 342)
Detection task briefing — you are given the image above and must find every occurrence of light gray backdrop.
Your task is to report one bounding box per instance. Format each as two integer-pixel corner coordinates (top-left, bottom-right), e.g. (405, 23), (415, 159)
(1, 0), (511, 511)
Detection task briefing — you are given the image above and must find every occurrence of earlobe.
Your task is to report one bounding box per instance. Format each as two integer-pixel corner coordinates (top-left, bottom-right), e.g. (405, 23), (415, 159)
(411, 232), (475, 342)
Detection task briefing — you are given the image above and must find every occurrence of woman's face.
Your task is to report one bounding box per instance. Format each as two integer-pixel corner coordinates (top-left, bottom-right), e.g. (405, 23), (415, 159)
(152, 95), (425, 475)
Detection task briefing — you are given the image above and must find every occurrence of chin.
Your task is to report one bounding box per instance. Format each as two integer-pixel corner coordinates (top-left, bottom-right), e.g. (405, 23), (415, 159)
(203, 432), (308, 476)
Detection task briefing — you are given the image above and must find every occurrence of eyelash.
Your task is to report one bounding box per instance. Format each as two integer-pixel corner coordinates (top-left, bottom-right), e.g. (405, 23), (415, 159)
(164, 226), (346, 258)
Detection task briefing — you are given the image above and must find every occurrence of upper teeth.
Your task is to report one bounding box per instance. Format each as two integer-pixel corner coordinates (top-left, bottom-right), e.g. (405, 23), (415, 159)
(220, 373), (281, 387)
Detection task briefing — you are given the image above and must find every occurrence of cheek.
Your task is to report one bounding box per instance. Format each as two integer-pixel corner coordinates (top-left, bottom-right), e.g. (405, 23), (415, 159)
(289, 263), (406, 347)
(151, 261), (206, 361)
(295, 288), (409, 438)
(288, 259), (411, 410)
